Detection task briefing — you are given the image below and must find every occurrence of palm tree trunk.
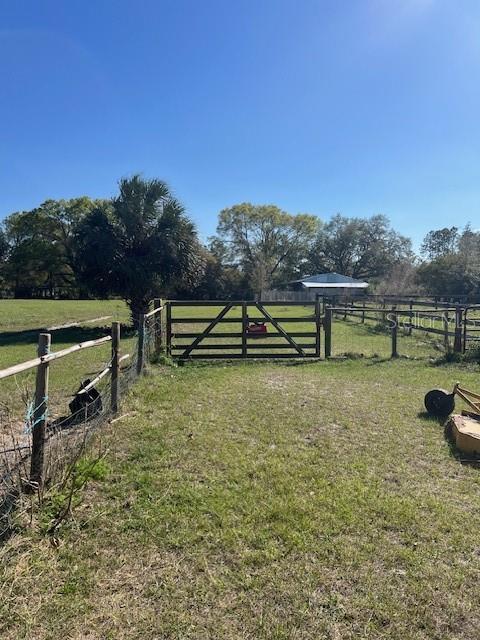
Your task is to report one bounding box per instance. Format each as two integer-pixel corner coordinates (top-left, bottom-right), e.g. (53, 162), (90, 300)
(129, 297), (150, 329)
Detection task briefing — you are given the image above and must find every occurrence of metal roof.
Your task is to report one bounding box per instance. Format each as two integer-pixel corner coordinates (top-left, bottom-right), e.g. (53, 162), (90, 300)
(290, 272), (369, 288)
(301, 281), (368, 288)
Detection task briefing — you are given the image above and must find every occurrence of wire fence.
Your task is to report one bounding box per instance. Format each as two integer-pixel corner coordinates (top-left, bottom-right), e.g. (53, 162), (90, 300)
(0, 301), (163, 538)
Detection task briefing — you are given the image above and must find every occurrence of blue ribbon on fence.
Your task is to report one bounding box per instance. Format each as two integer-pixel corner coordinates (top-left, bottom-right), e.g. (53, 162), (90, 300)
(24, 396), (49, 434)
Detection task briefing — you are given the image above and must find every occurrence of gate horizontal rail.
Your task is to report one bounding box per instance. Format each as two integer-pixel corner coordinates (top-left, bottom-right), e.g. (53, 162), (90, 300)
(171, 316), (316, 323)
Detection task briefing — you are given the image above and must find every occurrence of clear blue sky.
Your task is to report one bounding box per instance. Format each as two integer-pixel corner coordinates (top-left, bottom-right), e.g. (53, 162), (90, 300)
(1, 0), (479, 249)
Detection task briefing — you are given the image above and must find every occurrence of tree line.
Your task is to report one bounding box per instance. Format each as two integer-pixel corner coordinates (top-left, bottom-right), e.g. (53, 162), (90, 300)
(1, 175), (479, 318)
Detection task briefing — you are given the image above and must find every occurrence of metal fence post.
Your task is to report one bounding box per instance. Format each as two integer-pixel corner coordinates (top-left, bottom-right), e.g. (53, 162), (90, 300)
(324, 306), (332, 358)
(136, 313), (145, 375)
(29, 332), (51, 490)
(153, 298), (162, 353)
(111, 321), (120, 413)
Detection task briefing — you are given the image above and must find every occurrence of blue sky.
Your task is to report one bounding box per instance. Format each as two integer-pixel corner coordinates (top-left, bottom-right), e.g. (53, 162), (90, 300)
(1, 0), (479, 249)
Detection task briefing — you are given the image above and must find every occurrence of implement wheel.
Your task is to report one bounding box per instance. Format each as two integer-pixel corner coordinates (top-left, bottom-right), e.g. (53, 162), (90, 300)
(424, 388), (455, 418)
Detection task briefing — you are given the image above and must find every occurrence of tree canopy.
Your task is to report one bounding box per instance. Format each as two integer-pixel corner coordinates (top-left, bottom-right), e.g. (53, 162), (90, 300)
(421, 226), (459, 259)
(416, 225), (480, 296)
(211, 203), (319, 293)
(0, 179), (477, 303)
(307, 214), (413, 281)
(2, 197), (98, 296)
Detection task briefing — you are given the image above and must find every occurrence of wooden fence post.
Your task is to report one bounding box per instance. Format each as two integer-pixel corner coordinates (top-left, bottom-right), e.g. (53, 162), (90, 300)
(391, 308), (398, 358)
(443, 310), (450, 353)
(166, 301), (172, 357)
(153, 298), (162, 353)
(408, 299), (413, 336)
(324, 306), (332, 358)
(111, 321), (120, 414)
(242, 301), (248, 358)
(454, 306), (463, 353)
(463, 307), (468, 354)
(362, 301), (366, 324)
(29, 332), (51, 490)
(136, 313), (145, 375)
(315, 297), (321, 357)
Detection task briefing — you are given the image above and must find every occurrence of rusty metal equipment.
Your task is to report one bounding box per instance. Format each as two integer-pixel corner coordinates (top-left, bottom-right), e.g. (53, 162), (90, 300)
(246, 321), (268, 336)
(424, 383), (480, 418)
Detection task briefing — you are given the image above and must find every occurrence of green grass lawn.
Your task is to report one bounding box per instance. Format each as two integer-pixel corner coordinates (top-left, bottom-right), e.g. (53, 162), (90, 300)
(2, 352), (480, 639)
(0, 299), (129, 333)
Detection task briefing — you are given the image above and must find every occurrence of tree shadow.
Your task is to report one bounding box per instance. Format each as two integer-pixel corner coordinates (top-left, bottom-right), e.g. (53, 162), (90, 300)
(0, 323), (134, 348)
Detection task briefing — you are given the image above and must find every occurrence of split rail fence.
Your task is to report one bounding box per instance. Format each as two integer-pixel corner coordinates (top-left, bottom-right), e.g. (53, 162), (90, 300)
(0, 299), (164, 518)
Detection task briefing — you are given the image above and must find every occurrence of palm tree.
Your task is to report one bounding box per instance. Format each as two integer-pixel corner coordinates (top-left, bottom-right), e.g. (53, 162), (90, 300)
(75, 175), (204, 325)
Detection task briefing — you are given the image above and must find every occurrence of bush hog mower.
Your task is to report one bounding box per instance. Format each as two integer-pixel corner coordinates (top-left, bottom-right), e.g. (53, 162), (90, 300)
(246, 320), (268, 336)
(425, 383), (480, 455)
(424, 383), (480, 419)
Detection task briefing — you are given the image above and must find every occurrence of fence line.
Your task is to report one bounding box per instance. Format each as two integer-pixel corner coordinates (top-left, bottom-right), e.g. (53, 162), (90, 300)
(327, 302), (473, 357)
(0, 298), (164, 534)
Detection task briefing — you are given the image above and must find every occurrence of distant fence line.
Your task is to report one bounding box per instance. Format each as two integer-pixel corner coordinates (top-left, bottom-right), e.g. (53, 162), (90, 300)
(327, 301), (480, 356)
(261, 290), (478, 305)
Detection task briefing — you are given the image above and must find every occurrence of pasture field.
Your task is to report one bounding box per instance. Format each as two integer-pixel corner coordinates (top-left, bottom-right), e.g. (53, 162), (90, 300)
(0, 299), (130, 334)
(0, 299), (446, 446)
(0, 303), (480, 640)
(2, 354), (480, 639)
(1, 299), (479, 639)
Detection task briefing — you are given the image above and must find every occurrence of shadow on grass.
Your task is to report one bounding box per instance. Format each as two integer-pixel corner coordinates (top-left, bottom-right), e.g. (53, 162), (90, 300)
(0, 323), (134, 348)
(177, 357), (323, 370)
(417, 410), (445, 425)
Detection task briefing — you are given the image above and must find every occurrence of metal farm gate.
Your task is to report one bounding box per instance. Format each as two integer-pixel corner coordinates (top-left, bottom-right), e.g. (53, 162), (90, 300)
(165, 300), (322, 360)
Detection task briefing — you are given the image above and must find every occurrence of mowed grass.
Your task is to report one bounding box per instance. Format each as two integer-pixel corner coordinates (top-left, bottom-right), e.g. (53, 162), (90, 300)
(2, 353), (480, 638)
(0, 299), (129, 333)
